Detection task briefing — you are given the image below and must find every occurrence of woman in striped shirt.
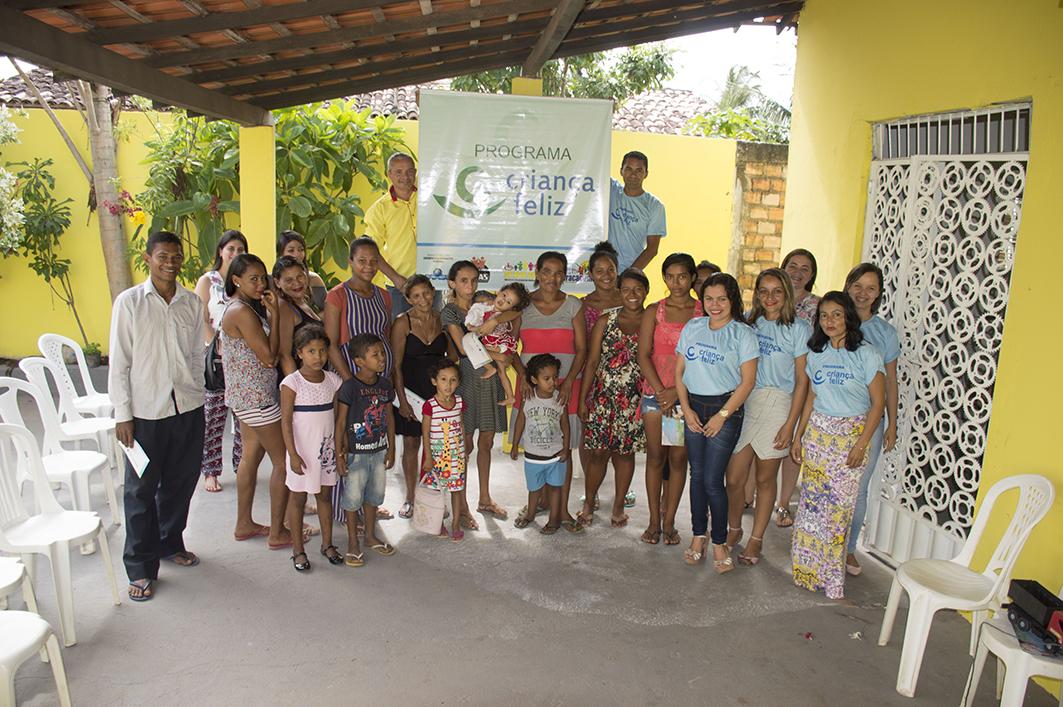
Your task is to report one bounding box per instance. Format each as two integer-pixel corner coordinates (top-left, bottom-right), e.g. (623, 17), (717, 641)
(323, 236), (394, 522)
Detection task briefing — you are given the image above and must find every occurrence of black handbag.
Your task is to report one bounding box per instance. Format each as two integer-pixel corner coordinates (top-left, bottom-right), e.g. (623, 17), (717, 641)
(204, 331), (225, 392)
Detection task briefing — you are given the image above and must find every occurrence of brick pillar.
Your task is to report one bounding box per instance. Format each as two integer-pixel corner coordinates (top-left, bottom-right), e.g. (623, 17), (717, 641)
(729, 142), (789, 308)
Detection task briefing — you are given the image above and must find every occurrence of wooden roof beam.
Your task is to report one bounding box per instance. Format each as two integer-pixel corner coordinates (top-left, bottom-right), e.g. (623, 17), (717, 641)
(522, 0), (585, 77)
(250, 47), (534, 110)
(225, 35), (538, 98)
(557, 3), (803, 57)
(186, 17), (548, 85)
(85, 0), (394, 46)
(146, 0), (558, 68)
(0, 6), (270, 125)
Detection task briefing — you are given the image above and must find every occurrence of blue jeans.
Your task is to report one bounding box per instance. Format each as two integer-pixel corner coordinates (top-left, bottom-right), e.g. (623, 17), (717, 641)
(341, 451), (387, 510)
(848, 422), (885, 553)
(685, 393), (743, 545)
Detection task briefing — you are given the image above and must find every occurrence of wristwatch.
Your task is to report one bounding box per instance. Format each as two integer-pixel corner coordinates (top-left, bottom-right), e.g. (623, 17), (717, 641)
(718, 408), (731, 418)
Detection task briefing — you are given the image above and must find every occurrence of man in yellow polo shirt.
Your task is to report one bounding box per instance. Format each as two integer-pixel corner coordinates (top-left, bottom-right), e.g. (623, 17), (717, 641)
(364, 152), (424, 316)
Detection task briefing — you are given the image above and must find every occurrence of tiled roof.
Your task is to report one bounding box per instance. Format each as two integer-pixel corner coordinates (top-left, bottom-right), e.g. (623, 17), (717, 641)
(0, 70), (710, 134)
(612, 88), (712, 135)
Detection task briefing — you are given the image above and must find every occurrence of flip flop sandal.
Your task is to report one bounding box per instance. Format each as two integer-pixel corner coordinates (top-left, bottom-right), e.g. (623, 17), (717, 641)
(163, 551), (199, 567)
(576, 510), (594, 527)
(376, 508), (394, 520)
(459, 515), (479, 531)
(561, 519), (585, 534)
(539, 524), (560, 535)
(128, 579), (154, 602)
(398, 501), (414, 519)
(451, 529), (465, 543)
(204, 478), (223, 493)
(268, 538), (293, 551)
(663, 529), (681, 545)
(320, 545), (344, 565)
(514, 515), (532, 529)
(344, 553), (365, 567)
(291, 552), (311, 572)
(641, 528), (661, 545)
(611, 514), (629, 528)
(369, 543), (396, 556)
(477, 503), (508, 520)
(233, 526), (269, 542)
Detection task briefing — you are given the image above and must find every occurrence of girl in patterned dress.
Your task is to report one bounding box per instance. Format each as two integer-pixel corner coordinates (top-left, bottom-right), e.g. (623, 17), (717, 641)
(790, 292), (885, 599)
(577, 269), (649, 528)
(421, 360), (469, 542)
(777, 248), (822, 527)
(280, 325), (344, 571)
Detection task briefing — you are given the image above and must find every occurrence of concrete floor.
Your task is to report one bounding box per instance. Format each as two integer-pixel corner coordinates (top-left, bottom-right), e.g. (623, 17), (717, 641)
(6, 376), (1056, 706)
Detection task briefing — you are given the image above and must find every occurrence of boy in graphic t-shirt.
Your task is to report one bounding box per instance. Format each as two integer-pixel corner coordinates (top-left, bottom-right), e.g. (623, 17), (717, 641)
(336, 334), (396, 566)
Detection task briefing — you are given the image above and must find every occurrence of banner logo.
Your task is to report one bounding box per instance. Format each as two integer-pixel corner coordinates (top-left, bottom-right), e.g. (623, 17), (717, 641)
(432, 165), (506, 219)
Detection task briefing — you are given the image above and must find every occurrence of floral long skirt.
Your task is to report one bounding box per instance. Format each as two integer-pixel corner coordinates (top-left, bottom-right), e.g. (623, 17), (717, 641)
(791, 411), (868, 600)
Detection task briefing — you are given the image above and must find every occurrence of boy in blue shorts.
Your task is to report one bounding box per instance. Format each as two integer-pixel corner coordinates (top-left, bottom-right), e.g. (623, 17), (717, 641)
(510, 354), (569, 534)
(336, 334), (396, 566)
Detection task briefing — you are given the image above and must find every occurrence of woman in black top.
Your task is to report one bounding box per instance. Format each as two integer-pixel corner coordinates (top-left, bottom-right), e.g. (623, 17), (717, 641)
(391, 275), (456, 518)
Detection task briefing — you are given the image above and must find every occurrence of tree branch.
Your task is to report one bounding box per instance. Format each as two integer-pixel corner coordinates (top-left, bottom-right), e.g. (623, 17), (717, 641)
(10, 58), (93, 183)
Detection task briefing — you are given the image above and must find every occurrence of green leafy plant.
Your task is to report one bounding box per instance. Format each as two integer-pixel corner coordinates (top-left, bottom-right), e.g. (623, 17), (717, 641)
(135, 116), (241, 283)
(685, 107), (789, 144)
(136, 102), (409, 286)
(685, 65), (791, 144)
(83, 341), (101, 356)
(8, 158), (90, 347)
(272, 103), (409, 283)
(452, 44), (675, 107)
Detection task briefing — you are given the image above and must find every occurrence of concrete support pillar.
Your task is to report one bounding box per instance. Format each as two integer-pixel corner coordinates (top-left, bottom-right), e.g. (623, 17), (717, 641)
(238, 124), (277, 259)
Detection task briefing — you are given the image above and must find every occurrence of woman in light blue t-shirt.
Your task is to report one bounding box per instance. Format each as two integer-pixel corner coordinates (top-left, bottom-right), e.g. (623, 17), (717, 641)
(790, 291), (884, 600)
(724, 268), (811, 565)
(844, 262), (900, 576)
(674, 273), (758, 573)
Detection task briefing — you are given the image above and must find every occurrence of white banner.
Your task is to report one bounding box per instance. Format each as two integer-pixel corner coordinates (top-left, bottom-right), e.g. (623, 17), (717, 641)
(417, 90), (611, 293)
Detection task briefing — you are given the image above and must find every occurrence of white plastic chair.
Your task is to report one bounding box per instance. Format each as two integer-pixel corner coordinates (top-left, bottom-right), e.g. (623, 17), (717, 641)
(963, 586), (1063, 707)
(0, 424), (121, 647)
(38, 332), (113, 418)
(0, 557), (38, 614)
(19, 357), (122, 496)
(0, 611), (71, 707)
(878, 474), (1055, 697)
(0, 377), (119, 527)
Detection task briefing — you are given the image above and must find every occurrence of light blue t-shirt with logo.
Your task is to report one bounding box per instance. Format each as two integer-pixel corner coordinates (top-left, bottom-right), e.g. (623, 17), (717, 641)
(608, 178), (667, 271)
(860, 314), (900, 364)
(676, 318), (759, 396)
(806, 342), (885, 417)
(751, 316), (812, 394)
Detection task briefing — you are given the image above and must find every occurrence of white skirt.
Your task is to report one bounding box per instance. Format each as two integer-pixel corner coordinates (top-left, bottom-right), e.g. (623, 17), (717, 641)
(734, 387), (793, 460)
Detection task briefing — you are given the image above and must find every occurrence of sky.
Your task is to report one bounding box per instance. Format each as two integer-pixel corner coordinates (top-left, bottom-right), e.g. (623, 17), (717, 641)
(664, 25), (798, 107)
(0, 24), (799, 106)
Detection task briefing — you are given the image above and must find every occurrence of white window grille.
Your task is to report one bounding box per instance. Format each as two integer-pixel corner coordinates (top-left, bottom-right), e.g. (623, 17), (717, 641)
(861, 103), (1029, 564)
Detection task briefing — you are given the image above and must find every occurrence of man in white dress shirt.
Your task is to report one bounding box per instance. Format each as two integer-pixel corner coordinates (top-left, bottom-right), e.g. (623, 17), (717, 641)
(109, 231), (205, 601)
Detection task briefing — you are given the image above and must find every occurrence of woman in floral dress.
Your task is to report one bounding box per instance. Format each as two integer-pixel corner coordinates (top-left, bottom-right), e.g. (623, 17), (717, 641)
(577, 269), (649, 528)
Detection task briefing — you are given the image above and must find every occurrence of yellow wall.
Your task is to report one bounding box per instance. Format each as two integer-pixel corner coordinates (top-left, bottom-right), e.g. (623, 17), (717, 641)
(0, 110), (155, 358)
(785, 2), (1063, 691)
(0, 111), (736, 357)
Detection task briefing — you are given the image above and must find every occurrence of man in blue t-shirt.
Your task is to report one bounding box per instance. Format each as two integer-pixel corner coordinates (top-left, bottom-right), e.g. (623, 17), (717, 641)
(608, 150), (666, 272)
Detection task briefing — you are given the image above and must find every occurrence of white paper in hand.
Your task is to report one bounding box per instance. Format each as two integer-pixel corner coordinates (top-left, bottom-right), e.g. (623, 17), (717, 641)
(120, 441), (150, 478)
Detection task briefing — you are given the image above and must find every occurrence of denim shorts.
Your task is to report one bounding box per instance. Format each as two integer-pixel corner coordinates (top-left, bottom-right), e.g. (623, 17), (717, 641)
(640, 394), (661, 415)
(523, 456), (566, 492)
(341, 450), (387, 510)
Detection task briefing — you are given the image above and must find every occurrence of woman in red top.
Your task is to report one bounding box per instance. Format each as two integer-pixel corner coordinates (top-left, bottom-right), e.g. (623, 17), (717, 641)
(636, 253), (703, 546)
